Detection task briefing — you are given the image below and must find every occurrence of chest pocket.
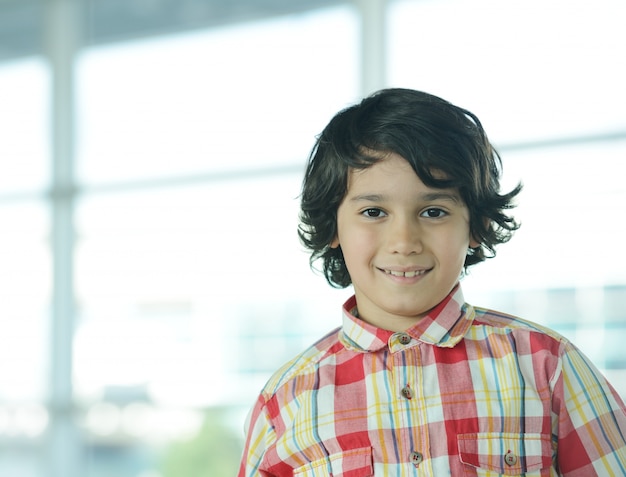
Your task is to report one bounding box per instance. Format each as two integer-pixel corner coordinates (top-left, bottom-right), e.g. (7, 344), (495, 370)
(293, 447), (373, 477)
(458, 433), (552, 476)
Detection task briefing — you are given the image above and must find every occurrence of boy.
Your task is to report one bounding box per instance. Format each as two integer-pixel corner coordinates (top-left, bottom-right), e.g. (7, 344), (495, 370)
(237, 89), (626, 476)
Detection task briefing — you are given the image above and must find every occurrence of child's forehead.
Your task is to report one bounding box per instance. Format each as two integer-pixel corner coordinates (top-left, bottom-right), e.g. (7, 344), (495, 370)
(345, 153), (459, 197)
(346, 152), (448, 185)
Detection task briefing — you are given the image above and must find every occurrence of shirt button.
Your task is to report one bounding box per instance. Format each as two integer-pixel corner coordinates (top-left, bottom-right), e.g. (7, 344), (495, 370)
(398, 333), (411, 345)
(401, 385), (413, 399)
(504, 451), (517, 466)
(410, 451), (423, 466)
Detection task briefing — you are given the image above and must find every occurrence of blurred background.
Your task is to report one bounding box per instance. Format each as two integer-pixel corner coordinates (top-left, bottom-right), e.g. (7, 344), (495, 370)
(0, 0), (625, 475)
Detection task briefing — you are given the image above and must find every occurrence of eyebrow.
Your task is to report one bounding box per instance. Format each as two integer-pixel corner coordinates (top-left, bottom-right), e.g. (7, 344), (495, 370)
(349, 194), (387, 202)
(349, 191), (462, 203)
(421, 192), (462, 203)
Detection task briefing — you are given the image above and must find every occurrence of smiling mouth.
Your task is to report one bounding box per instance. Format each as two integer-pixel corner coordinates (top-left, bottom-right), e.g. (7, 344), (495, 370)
(382, 269), (429, 278)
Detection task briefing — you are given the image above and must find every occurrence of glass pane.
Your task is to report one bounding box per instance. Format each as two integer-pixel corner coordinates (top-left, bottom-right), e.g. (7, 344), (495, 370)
(0, 201), (50, 402)
(0, 200), (50, 475)
(75, 175), (343, 402)
(0, 59), (49, 194)
(389, 0), (626, 144)
(77, 6), (359, 185)
(75, 175), (347, 475)
(463, 139), (626, 292)
(80, 405), (245, 477)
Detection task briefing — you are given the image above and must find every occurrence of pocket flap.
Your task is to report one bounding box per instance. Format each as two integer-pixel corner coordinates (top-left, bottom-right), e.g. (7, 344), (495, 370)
(294, 447), (373, 477)
(458, 433), (551, 475)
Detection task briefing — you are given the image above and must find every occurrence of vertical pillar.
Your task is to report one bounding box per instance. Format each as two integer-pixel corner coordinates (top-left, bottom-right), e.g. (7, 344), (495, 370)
(356, 0), (388, 96)
(45, 0), (83, 475)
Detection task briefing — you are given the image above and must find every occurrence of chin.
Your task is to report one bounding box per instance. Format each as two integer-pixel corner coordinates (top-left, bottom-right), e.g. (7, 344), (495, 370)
(387, 305), (431, 320)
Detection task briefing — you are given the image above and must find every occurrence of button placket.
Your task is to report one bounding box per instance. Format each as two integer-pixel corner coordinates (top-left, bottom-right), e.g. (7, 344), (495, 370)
(410, 451), (423, 466)
(390, 331), (429, 472)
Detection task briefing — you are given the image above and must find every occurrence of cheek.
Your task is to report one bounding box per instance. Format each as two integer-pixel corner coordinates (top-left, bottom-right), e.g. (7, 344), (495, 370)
(340, 230), (376, 266)
(436, 231), (471, 264)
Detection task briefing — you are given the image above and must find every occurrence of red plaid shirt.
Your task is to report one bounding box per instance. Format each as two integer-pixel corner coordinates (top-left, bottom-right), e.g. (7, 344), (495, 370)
(238, 285), (626, 476)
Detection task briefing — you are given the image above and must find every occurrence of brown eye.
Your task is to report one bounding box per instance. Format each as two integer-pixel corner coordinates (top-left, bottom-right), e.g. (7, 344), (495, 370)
(421, 208), (446, 218)
(362, 208), (386, 218)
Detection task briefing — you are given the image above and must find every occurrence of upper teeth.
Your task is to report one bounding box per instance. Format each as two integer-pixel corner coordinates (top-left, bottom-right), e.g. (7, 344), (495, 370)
(386, 269), (426, 278)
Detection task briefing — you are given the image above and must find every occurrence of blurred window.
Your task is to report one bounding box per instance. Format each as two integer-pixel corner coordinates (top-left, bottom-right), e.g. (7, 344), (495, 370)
(388, 0), (626, 141)
(0, 57), (50, 475)
(74, 6), (358, 476)
(0, 200), (50, 475)
(0, 201), (50, 402)
(77, 8), (359, 184)
(0, 59), (49, 195)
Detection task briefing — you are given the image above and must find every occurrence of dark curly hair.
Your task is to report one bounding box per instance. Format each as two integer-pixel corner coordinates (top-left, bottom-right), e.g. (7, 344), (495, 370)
(298, 88), (522, 288)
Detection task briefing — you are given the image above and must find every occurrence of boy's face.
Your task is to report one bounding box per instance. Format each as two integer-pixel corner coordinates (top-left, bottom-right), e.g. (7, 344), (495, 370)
(332, 152), (478, 331)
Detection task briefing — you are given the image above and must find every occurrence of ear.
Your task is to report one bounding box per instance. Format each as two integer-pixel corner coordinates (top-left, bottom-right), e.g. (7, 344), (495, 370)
(469, 237), (481, 249)
(330, 236), (340, 249)
(469, 218), (490, 249)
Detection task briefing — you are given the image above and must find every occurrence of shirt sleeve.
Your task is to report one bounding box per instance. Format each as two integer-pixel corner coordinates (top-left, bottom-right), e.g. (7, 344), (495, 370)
(237, 393), (276, 477)
(551, 340), (626, 476)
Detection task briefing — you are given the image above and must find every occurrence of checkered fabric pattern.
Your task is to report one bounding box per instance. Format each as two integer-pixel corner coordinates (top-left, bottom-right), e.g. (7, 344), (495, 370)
(238, 285), (626, 476)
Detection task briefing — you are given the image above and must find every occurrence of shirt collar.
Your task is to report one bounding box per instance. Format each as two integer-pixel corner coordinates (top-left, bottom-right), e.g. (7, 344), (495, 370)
(339, 284), (475, 352)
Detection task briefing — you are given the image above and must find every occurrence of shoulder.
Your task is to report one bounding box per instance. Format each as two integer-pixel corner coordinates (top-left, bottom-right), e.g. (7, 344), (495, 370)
(260, 326), (344, 398)
(472, 306), (565, 337)
(469, 305), (570, 351)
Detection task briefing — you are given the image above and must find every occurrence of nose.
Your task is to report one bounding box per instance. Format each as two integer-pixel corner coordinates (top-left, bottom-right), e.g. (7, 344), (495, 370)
(387, 216), (423, 255)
